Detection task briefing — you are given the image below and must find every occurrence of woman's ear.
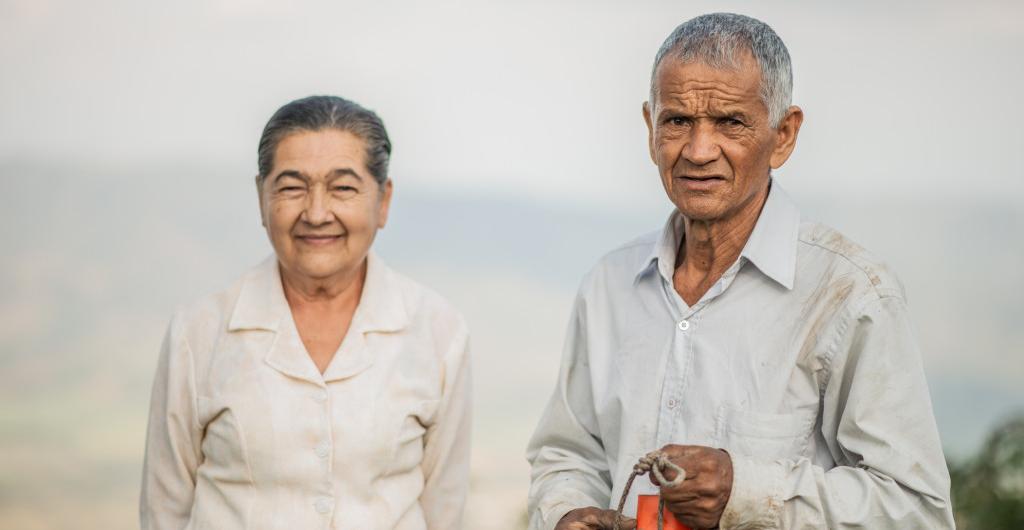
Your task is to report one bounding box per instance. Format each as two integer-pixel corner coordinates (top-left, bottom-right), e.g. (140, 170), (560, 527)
(377, 179), (393, 229)
(255, 175), (267, 227)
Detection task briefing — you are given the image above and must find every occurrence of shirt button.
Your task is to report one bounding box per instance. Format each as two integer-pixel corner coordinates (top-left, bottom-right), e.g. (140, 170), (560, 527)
(315, 441), (330, 459)
(677, 319), (690, 331)
(314, 497), (333, 514)
(313, 389), (328, 403)
(668, 399), (677, 409)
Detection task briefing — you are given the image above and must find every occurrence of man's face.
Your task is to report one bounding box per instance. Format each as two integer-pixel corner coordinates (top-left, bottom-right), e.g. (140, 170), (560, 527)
(643, 51), (798, 222)
(259, 128), (392, 282)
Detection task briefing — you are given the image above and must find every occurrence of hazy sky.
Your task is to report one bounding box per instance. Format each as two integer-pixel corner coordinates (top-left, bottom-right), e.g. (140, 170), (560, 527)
(1, 2), (1022, 528)
(2, 0), (1023, 205)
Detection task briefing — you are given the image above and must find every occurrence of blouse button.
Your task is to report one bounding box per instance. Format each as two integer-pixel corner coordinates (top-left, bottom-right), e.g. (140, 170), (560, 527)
(314, 497), (333, 514)
(313, 389), (328, 403)
(315, 441), (330, 459)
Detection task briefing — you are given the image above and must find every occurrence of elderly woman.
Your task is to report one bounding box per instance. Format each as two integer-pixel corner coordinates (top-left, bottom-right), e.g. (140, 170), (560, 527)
(140, 95), (471, 530)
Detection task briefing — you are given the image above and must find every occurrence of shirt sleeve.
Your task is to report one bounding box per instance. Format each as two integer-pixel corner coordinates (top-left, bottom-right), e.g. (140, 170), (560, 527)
(419, 315), (473, 530)
(140, 313), (203, 530)
(526, 294), (613, 530)
(720, 295), (955, 529)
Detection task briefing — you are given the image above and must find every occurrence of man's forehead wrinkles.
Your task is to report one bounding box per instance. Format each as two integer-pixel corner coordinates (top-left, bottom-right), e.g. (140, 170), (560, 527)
(659, 79), (752, 99)
(669, 91), (745, 104)
(659, 90), (748, 113)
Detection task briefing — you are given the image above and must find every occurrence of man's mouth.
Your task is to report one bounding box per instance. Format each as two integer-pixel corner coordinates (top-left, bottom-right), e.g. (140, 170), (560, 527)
(678, 174), (726, 181)
(676, 175), (726, 190)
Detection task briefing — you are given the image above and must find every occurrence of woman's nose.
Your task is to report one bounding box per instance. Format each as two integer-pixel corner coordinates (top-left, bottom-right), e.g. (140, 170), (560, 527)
(302, 187), (332, 225)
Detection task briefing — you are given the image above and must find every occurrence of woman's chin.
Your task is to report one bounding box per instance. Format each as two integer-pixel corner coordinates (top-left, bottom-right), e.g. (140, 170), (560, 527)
(286, 255), (361, 282)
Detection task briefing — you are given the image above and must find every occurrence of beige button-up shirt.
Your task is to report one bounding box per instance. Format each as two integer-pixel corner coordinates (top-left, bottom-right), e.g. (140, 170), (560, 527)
(526, 183), (954, 529)
(141, 253), (471, 530)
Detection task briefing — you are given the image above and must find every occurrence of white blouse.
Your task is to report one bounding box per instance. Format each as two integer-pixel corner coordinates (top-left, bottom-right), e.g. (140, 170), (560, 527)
(141, 253), (472, 530)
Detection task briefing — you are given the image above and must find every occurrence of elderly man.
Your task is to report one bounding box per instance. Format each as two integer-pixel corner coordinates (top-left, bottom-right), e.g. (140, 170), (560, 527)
(526, 13), (954, 530)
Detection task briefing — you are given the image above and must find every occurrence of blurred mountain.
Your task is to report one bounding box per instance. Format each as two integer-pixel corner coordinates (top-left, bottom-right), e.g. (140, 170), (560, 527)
(0, 158), (1021, 529)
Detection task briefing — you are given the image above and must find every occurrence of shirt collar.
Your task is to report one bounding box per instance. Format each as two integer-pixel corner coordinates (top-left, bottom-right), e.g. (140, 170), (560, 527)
(228, 251), (408, 333)
(228, 255), (285, 331)
(635, 179), (800, 290)
(741, 181), (800, 290)
(636, 209), (685, 285)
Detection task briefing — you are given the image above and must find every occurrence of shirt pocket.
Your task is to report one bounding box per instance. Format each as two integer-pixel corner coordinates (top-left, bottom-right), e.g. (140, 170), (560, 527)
(714, 405), (815, 461)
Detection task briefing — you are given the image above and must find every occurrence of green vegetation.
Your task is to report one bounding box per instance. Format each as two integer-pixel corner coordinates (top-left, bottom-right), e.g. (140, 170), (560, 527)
(950, 415), (1024, 529)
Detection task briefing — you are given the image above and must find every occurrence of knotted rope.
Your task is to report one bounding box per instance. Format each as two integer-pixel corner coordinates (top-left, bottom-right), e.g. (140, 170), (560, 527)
(611, 451), (687, 530)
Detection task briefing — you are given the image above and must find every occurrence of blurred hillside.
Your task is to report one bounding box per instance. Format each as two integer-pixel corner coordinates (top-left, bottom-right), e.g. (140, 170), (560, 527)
(950, 414), (1024, 529)
(0, 158), (1022, 529)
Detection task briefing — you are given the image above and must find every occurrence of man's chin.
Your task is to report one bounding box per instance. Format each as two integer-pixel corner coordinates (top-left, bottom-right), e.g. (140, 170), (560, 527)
(671, 196), (729, 222)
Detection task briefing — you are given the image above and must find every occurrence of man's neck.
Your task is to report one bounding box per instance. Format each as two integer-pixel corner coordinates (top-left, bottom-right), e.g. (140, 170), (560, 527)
(673, 183), (770, 306)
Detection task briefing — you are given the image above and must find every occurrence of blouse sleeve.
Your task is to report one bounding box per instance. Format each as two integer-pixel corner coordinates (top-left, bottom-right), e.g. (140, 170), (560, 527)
(419, 315), (473, 530)
(140, 313), (203, 530)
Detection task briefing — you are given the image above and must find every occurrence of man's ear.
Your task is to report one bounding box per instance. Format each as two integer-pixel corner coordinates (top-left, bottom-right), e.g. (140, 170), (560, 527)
(642, 101), (657, 164)
(770, 106), (804, 169)
(377, 178), (393, 229)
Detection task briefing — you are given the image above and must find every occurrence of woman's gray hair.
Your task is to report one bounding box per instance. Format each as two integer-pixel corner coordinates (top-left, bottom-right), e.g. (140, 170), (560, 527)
(257, 95), (391, 186)
(651, 13), (793, 127)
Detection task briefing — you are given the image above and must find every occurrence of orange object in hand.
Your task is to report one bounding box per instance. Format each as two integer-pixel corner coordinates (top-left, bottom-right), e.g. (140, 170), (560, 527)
(636, 495), (690, 530)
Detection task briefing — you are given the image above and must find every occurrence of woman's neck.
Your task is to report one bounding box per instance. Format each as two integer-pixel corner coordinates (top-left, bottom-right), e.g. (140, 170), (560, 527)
(279, 259), (367, 312)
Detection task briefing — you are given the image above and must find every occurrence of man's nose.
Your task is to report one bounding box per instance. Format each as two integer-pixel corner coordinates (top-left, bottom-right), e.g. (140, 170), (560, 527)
(681, 122), (721, 166)
(302, 187), (332, 225)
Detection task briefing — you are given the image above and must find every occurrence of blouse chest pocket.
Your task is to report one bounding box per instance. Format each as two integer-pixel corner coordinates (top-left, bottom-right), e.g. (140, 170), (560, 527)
(334, 359), (441, 475)
(381, 398), (439, 473)
(715, 405), (816, 461)
(197, 396), (252, 482)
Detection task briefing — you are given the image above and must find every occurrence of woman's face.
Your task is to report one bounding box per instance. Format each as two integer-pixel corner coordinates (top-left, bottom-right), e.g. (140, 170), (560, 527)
(259, 128), (392, 284)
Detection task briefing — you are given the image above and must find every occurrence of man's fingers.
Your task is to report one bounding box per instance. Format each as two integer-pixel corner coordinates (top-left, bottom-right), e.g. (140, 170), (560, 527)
(557, 507), (630, 530)
(590, 511), (635, 530)
(665, 502), (718, 529)
(658, 462), (684, 484)
(660, 487), (700, 507)
(663, 491), (728, 530)
(572, 508), (634, 530)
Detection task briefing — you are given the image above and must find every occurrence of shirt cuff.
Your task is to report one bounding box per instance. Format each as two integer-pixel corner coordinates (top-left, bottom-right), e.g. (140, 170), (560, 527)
(535, 503), (576, 530)
(719, 457), (784, 530)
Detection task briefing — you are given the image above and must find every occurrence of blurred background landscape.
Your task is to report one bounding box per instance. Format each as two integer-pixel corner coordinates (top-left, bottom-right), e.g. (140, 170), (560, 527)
(1, 0), (1022, 528)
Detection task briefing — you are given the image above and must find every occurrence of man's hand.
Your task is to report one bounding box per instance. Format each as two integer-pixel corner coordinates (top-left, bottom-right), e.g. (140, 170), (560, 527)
(555, 507), (636, 530)
(650, 445), (733, 529)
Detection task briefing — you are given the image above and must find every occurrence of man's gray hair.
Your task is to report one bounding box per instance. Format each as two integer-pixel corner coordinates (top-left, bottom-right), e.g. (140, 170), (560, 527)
(651, 13), (793, 127)
(257, 95), (391, 186)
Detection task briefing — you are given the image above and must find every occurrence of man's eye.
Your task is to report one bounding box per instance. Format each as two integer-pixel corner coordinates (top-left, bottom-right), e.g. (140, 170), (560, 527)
(333, 186), (357, 193)
(279, 186), (304, 192)
(721, 118), (744, 127)
(666, 117), (690, 126)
